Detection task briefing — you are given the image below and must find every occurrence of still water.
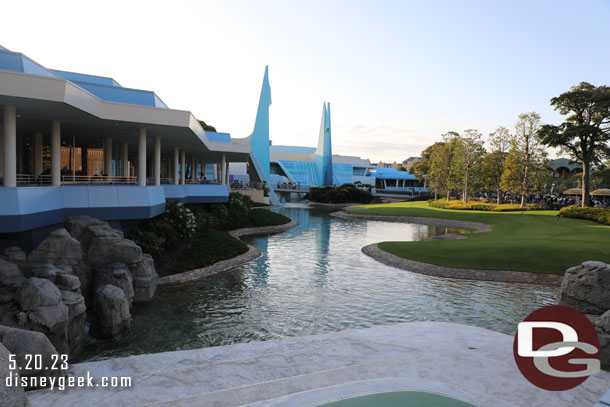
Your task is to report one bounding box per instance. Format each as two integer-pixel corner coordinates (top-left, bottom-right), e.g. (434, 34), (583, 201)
(82, 205), (556, 361)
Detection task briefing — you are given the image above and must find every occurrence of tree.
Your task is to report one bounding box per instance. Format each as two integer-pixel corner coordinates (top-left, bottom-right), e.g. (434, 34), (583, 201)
(411, 142), (447, 200)
(198, 120), (217, 132)
(442, 132), (463, 200)
(482, 150), (507, 204)
(512, 112), (544, 207)
(538, 82), (610, 207)
(451, 129), (485, 202)
(592, 162), (610, 190)
(485, 126), (511, 204)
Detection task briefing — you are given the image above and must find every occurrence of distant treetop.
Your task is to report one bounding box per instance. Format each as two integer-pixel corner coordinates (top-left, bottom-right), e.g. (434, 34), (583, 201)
(199, 120), (217, 132)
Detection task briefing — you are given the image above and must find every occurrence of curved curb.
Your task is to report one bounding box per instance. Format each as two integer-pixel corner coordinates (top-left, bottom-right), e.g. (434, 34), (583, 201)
(330, 211), (492, 232)
(362, 243), (562, 285)
(332, 211), (560, 285)
(159, 219), (300, 285)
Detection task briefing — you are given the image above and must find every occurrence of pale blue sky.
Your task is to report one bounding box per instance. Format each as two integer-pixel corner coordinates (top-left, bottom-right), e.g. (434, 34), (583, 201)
(2, 0), (609, 161)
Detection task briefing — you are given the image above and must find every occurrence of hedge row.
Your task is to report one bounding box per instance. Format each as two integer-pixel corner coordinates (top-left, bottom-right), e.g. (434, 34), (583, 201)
(429, 200), (548, 212)
(559, 206), (610, 225)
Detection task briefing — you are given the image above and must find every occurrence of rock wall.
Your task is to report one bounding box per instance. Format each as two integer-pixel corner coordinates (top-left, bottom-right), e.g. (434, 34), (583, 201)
(0, 216), (159, 364)
(557, 261), (610, 369)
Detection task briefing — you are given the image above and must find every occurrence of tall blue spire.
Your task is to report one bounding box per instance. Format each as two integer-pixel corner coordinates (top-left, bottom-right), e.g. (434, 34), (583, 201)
(249, 66), (272, 180)
(314, 102), (333, 186)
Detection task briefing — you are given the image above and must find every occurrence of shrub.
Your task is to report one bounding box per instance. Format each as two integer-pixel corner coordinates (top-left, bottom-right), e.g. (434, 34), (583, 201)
(559, 206), (610, 225)
(250, 209), (291, 227)
(129, 229), (166, 254)
(130, 201), (196, 252)
(178, 229), (249, 270)
(307, 184), (373, 204)
(429, 200), (549, 212)
(407, 193), (435, 202)
(163, 202), (197, 238)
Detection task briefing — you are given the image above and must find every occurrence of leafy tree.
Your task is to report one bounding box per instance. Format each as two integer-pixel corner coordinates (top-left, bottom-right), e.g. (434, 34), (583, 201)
(442, 132), (463, 200)
(592, 162), (610, 190)
(445, 130), (485, 202)
(398, 166), (407, 171)
(199, 120), (218, 132)
(411, 142), (448, 200)
(538, 82), (610, 206)
(510, 112), (545, 207)
(484, 126), (511, 204)
(482, 150), (507, 204)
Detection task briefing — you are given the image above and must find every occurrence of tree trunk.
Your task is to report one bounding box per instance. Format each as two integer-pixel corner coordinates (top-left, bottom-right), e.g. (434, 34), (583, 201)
(463, 170), (469, 203)
(520, 159), (529, 208)
(447, 189), (450, 201)
(434, 187), (438, 200)
(582, 159), (591, 207)
(496, 186), (501, 205)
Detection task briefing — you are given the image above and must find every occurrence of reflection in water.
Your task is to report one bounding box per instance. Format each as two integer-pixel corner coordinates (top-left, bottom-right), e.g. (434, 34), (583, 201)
(81, 204), (556, 362)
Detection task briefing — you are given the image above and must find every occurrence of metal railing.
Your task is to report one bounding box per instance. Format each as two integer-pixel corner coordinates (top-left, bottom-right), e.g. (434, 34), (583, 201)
(62, 175), (138, 185)
(10, 174), (224, 187)
(154, 178), (221, 185)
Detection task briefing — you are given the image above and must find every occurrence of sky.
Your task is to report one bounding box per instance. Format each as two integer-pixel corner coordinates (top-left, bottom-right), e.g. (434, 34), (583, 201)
(2, 0), (610, 162)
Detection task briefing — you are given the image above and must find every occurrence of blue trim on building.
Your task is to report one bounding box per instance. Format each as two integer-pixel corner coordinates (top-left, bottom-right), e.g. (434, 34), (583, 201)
(0, 184), (229, 234)
(206, 132), (232, 143)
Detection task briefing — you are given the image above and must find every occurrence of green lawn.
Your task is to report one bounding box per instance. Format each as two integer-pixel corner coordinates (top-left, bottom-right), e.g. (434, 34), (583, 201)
(348, 201), (610, 275)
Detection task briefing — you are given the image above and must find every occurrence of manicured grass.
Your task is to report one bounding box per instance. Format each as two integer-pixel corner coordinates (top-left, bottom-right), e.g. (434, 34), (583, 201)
(348, 201), (610, 275)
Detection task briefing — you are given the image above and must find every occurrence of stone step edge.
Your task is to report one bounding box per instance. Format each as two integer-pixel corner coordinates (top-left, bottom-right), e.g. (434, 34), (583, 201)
(238, 377), (519, 407)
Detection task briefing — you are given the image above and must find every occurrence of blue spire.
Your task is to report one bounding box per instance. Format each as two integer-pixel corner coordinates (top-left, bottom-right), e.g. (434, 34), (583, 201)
(314, 102), (333, 186)
(249, 66), (272, 180)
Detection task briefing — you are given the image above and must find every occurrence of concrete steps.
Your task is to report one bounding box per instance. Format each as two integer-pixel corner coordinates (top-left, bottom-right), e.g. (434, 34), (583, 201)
(26, 322), (610, 407)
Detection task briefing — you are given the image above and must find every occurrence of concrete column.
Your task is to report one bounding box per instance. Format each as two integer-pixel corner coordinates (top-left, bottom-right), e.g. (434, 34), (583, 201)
(138, 128), (146, 186)
(104, 137), (113, 177)
(34, 132), (43, 176)
(191, 155), (197, 181)
(225, 161), (230, 184)
(51, 121), (61, 186)
(221, 153), (226, 185)
(122, 143), (129, 177)
(180, 150), (186, 184)
(173, 147), (179, 185)
(0, 126), (3, 178)
(3, 106), (16, 187)
(154, 136), (161, 186)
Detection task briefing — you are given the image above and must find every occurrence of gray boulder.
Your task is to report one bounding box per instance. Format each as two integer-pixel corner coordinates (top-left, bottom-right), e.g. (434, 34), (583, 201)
(89, 239), (142, 269)
(0, 342), (28, 407)
(28, 263), (61, 283)
(64, 216), (121, 255)
(557, 261), (610, 314)
(0, 325), (65, 388)
(0, 258), (25, 304)
(0, 258), (24, 283)
(14, 278), (69, 355)
(596, 310), (610, 370)
(91, 284), (130, 339)
(28, 228), (83, 268)
(130, 254), (158, 303)
(55, 272), (81, 292)
(94, 263), (134, 306)
(1, 247), (27, 271)
(60, 291), (86, 356)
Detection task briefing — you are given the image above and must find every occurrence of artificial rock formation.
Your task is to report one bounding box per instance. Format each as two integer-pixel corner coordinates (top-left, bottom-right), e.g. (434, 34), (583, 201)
(0, 216), (158, 362)
(0, 325), (66, 388)
(557, 260), (610, 369)
(0, 342), (28, 407)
